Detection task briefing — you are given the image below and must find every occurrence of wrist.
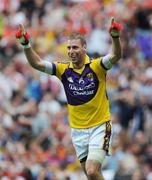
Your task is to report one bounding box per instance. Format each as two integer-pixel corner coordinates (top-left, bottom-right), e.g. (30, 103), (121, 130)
(111, 35), (119, 38)
(21, 43), (31, 49)
(110, 29), (119, 38)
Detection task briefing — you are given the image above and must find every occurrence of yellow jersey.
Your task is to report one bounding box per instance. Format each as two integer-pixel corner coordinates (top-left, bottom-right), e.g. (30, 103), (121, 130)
(52, 55), (111, 128)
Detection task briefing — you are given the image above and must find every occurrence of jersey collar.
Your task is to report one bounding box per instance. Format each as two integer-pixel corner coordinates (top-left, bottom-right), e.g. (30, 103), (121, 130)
(69, 55), (90, 69)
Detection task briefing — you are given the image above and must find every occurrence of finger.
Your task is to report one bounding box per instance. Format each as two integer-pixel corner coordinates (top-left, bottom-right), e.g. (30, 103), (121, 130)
(19, 24), (25, 34)
(111, 17), (115, 25)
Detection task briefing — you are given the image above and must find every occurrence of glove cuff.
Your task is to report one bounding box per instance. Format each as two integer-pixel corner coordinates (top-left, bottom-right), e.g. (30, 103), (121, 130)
(21, 43), (31, 49)
(110, 30), (119, 38)
(111, 36), (119, 38)
(111, 31), (119, 38)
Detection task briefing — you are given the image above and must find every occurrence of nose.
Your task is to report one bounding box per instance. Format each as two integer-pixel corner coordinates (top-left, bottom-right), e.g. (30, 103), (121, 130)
(69, 47), (74, 53)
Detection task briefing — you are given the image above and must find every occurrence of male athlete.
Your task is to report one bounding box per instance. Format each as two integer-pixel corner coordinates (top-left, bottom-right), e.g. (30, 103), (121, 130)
(16, 18), (122, 180)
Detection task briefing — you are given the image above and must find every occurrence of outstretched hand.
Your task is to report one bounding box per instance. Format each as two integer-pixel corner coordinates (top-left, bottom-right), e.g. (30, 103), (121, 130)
(109, 17), (123, 38)
(15, 24), (30, 46)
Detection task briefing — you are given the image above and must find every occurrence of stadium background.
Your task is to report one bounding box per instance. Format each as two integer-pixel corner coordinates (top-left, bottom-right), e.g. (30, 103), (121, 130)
(0, 0), (152, 179)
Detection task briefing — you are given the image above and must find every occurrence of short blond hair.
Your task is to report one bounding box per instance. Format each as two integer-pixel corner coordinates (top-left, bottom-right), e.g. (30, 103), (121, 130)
(68, 32), (86, 47)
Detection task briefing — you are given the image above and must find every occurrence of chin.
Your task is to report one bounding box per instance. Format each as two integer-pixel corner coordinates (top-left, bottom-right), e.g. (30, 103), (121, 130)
(71, 59), (78, 63)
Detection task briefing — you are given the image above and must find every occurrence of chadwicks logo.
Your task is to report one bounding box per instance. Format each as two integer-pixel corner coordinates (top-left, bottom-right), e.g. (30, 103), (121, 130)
(69, 82), (95, 96)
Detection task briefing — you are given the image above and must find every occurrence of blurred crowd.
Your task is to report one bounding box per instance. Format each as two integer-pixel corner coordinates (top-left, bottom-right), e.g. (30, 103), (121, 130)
(0, 0), (152, 179)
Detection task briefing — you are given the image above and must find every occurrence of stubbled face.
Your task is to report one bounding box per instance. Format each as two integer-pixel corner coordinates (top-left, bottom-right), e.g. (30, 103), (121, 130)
(67, 39), (86, 67)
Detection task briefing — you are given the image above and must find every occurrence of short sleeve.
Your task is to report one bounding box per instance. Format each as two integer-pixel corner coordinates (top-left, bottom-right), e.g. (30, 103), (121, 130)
(90, 58), (107, 81)
(55, 62), (69, 79)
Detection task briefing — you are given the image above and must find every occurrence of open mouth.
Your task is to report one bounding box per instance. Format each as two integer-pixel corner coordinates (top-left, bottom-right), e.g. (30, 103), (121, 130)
(71, 56), (77, 61)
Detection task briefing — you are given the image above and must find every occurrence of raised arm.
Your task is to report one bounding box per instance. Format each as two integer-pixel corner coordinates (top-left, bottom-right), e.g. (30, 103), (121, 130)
(101, 18), (122, 70)
(24, 46), (45, 72)
(16, 24), (52, 73)
(109, 18), (122, 64)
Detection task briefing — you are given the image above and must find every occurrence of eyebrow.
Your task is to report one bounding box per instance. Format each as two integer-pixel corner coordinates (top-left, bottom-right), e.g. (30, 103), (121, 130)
(67, 45), (79, 49)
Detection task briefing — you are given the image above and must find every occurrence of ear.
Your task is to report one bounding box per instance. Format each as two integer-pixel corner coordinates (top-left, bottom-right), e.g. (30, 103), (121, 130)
(83, 44), (87, 52)
(83, 47), (86, 54)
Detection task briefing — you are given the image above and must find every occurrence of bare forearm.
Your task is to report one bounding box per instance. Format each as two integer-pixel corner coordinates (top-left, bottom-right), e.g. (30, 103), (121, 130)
(111, 37), (122, 64)
(24, 47), (45, 71)
(15, 24), (46, 72)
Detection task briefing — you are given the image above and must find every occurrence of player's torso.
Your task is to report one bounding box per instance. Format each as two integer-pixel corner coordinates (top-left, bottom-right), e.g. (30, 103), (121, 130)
(56, 58), (110, 128)
(61, 64), (99, 105)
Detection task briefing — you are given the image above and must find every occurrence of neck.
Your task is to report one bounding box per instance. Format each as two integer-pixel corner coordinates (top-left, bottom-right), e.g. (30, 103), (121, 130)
(73, 55), (86, 69)
(73, 61), (84, 69)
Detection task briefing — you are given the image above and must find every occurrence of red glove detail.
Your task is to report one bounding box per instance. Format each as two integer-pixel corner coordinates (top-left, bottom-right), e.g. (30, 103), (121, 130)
(109, 22), (123, 33)
(15, 30), (22, 38)
(15, 30), (30, 45)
